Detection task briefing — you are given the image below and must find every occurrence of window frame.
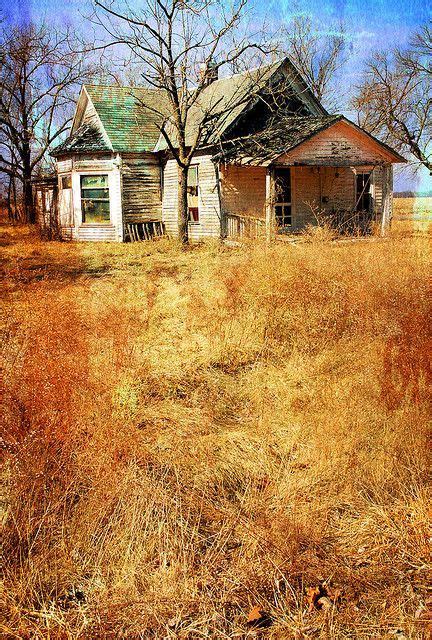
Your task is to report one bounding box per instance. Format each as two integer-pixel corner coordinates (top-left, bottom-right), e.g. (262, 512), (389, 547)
(274, 168), (292, 229)
(355, 172), (372, 213)
(80, 174), (111, 225)
(187, 164), (200, 224)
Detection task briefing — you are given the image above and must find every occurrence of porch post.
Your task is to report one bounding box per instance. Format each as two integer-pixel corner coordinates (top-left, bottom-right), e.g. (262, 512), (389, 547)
(265, 167), (274, 243)
(381, 164), (393, 236)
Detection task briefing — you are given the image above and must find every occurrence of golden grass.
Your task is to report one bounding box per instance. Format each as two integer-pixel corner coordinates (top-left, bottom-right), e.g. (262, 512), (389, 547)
(392, 197), (431, 237)
(1, 220), (431, 639)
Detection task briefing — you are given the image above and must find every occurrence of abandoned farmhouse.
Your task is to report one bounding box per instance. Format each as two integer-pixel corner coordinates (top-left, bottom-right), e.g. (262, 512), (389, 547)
(35, 58), (406, 242)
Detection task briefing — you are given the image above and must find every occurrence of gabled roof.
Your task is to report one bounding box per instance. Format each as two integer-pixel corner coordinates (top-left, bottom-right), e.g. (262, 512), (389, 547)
(213, 115), (407, 165)
(52, 85), (170, 156)
(85, 85), (170, 152)
(155, 58), (327, 151)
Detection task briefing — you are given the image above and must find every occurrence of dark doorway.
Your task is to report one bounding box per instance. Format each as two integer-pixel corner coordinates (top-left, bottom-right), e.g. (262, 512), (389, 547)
(355, 173), (372, 212)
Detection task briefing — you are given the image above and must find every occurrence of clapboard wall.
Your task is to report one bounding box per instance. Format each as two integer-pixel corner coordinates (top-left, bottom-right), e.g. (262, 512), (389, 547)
(55, 153), (123, 242)
(279, 121), (396, 167)
(162, 154), (222, 240)
(220, 165), (266, 219)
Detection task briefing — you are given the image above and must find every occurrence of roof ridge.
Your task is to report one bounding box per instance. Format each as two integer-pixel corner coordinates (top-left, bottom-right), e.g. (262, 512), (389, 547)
(210, 58), (283, 83)
(84, 59), (284, 93)
(84, 84), (165, 91)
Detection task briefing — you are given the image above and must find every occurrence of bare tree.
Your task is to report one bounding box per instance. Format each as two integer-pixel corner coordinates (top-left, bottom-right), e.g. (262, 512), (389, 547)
(352, 23), (431, 173)
(0, 21), (96, 223)
(93, 0), (273, 244)
(281, 15), (346, 110)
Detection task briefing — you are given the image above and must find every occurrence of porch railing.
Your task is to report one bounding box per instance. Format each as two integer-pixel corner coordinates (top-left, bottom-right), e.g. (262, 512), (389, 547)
(226, 213), (266, 239)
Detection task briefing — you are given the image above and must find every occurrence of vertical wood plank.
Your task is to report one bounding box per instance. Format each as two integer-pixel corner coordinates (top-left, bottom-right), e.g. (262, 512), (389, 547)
(265, 168), (274, 243)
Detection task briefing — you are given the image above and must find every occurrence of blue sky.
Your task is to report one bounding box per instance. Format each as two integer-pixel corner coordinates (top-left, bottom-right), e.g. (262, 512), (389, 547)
(2, 0), (430, 189)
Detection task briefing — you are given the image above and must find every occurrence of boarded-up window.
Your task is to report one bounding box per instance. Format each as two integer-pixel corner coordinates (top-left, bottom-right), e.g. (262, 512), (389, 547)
(356, 173), (371, 212)
(81, 175), (110, 224)
(188, 165), (199, 223)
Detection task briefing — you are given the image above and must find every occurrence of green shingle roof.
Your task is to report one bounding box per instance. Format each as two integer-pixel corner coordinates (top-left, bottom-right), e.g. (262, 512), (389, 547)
(51, 122), (111, 156)
(52, 85), (171, 156)
(85, 85), (170, 152)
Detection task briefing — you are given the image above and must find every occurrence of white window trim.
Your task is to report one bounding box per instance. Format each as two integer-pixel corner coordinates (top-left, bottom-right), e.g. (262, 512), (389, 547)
(78, 171), (113, 226)
(188, 164), (200, 225)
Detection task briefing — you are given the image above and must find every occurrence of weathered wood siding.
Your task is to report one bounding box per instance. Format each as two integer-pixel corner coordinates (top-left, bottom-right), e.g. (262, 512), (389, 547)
(278, 121), (396, 166)
(372, 166), (384, 215)
(292, 166), (356, 228)
(220, 165), (266, 219)
(162, 154), (221, 240)
(57, 158), (73, 173)
(35, 184), (56, 228)
(121, 154), (162, 223)
(80, 98), (100, 130)
(59, 183), (73, 227)
(161, 158), (179, 237)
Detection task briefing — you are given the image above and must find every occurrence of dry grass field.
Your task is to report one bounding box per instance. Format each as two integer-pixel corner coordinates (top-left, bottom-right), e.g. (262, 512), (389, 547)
(392, 197), (432, 236)
(1, 219), (431, 638)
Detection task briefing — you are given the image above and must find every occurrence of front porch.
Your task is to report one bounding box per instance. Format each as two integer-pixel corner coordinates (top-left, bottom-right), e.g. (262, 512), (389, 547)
(220, 163), (393, 240)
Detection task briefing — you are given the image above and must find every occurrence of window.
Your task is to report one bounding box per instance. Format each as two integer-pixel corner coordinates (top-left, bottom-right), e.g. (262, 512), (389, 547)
(274, 168), (292, 228)
(187, 165), (199, 223)
(356, 173), (371, 212)
(81, 175), (110, 224)
(61, 175), (72, 190)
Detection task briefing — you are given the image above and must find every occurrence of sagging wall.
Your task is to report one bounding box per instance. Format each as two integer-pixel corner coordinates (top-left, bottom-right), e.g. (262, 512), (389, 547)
(292, 166), (355, 228)
(121, 154), (162, 223)
(219, 165), (266, 219)
(56, 154), (123, 242)
(162, 154), (221, 240)
(35, 182), (57, 229)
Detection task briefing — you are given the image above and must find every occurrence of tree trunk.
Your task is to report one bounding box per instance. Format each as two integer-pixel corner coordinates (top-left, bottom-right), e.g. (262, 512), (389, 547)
(178, 165), (189, 244)
(7, 176), (13, 222)
(22, 140), (35, 224)
(23, 175), (35, 224)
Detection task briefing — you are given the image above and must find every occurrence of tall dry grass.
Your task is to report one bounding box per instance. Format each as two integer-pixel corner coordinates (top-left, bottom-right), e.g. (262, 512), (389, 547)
(1, 220), (431, 638)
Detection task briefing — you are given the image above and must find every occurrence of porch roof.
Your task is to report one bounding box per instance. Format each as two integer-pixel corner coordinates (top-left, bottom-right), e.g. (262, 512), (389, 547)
(212, 115), (406, 166)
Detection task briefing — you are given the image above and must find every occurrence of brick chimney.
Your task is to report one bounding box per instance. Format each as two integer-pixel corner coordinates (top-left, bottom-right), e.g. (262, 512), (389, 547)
(200, 62), (218, 87)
